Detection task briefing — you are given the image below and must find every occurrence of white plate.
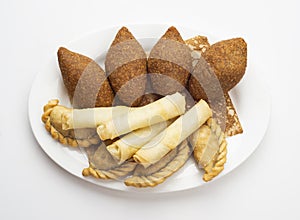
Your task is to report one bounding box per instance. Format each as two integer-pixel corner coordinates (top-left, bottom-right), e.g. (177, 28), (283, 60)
(28, 24), (271, 193)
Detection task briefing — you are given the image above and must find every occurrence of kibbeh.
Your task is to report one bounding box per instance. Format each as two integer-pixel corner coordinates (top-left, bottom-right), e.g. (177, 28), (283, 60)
(105, 27), (147, 106)
(57, 47), (114, 108)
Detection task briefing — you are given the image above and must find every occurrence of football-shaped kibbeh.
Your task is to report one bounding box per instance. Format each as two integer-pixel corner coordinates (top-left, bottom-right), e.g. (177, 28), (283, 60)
(148, 26), (193, 95)
(57, 47), (114, 108)
(105, 27), (147, 106)
(202, 38), (247, 92)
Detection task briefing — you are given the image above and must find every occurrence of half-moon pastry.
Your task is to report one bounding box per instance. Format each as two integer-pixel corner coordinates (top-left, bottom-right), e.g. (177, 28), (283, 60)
(148, 26), (193, 95)
(82, 142), (137, 180)
(41, 99), (100, 147)
(189, 118), (227, 182)
(105, 27), (147, 106)
(57, 47), (114, 108)
(124, 140), (190, 187)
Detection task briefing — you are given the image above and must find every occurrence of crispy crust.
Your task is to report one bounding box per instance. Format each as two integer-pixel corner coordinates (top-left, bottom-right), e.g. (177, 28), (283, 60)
(190, 118), (227, 182)
(148, 26), (193, 95)
(82, 162), (136, 180)
(186, 36), (244, 136)
(82, 143), (137, 179)
(188, 56), (223, 101)
(105, 27), (147, 106)
(124, 140), (190, 187)
(203, 140), (227, 182)
(202, 38), (247, 92)
(223, 93), (243, 136)
(57, 47), (114, 108)
(42, 100), (100, 147)
(208, 93), (243, 137)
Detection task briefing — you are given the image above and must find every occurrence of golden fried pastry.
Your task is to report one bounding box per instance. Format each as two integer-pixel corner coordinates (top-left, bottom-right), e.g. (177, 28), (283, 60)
(148, 26), (193, 95)
(57, 47), (114, 108)
(106, 120), (172, 164)
(105, 27), (147, 106)
(189, 118), (227, 181)
(41, 99), (100, 147)
(133, 99), (212, 167)
(82, 142), (137, 179)
(97, 92), (186, 140)
(124, 140), (190, 187)
(202, 38), (247, 92)
(185, 35), (210, 53)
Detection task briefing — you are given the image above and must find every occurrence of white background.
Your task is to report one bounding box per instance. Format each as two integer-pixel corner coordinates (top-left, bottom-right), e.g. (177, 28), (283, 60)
(0, 0), (299, 219)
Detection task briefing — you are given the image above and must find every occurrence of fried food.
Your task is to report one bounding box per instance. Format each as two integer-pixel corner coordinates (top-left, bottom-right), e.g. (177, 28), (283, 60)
(148, 26), (193, 95)
(124, 140), (190, 187)
(202, 38), (247, 92)
(133, 99), (212, 167)
(57, 47), (114, 108)
(97, 92), (186, 140)
(188, 55), (224, 102)
(105, 27), (147, 106)
(82, 143), (137, 179)
(187, 39), (245, 136)
(41, 99), (100, 147)
(189, 118), (227, 181)
(106, 120), (172, 163)
(61, 105), (130, 130)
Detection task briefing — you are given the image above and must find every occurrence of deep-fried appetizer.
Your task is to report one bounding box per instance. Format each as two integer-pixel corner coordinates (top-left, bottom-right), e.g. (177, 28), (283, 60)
(57, 47), (114, 108)
(82, 143), (137, 179)
(133, 99), (212, 167)
(187, 38), (246, 135)
(202, 38), (247, 92)
(105, 27), (147, 106)
(97, 93), (186, 140)
(41, 99), (100, 147)
(189, 118), (227, 182)
(188, 56), (224, 102)
(148, 26), (193, 95)
(125, 140), (190, 187)
(106, 120), (172, 163)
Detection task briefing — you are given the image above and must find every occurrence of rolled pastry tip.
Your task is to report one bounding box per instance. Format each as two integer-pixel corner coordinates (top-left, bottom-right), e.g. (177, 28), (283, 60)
(106, 120), (173, 163)
(61, 106), (131, 130)
(133, 99), (212, 167)
(97, 92), (186, 140)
